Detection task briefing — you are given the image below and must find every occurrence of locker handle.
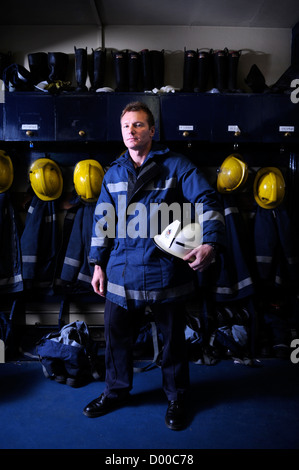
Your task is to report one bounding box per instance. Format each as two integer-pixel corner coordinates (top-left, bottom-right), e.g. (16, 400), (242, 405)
(26, 130), (34, 137)
(78, 130), (86, 137)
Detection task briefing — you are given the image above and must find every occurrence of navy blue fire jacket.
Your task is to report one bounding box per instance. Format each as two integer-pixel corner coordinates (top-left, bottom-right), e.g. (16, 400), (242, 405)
(254, 203), (299, 286)
(0, 192), (23, 293)
(59, 201), (95, 293)
(89, 143), (226, 309)
(197, 193), (254, 301)
(20, 195), (58, 287)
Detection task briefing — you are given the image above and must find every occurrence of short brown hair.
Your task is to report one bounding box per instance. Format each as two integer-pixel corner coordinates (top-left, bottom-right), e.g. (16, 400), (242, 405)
(120, 101), (155, 128)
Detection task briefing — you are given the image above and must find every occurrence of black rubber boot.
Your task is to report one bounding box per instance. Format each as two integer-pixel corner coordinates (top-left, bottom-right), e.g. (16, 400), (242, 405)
(140, 49), (154, 91)
(128, 51), (140, 92)
(48, 52), (69, 82)
(150, 49), (164, 89)
(194, 50), (211, 92)
(28, 52), (49, 84)
(90, 48), (106, 91)
(228, 50), (241, 92)
(74, 46), (88, 91)
(213, 48), (228, 92)
(0, 52), (12, 80)
(182, 50), (196, 92)
(112, 50), (128, 92)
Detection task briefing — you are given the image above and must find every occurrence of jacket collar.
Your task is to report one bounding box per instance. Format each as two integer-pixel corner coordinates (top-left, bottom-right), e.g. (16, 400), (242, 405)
(113, 142), (170, 173)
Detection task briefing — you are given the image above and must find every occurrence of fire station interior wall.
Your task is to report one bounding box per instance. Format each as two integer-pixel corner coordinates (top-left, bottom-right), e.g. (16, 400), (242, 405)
(0, 22), (295, 327)
(0, 24), (292, 91)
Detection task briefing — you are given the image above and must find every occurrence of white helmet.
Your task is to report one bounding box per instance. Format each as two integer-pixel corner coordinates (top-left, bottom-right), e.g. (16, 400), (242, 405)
(154, 220), (202, 259)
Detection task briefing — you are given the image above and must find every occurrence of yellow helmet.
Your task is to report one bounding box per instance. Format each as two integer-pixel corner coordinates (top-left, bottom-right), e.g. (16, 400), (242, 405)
(73, 159), (104, 202)
(253, 167), (285, 209)
(29, 158), (63, 201)
(217, 153), (248, 193)
(0, 150), (14, 193)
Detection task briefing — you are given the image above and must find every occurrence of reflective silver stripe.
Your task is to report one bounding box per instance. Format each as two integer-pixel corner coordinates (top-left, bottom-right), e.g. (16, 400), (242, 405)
(145, 177), (177, 191)
(0, 274), (23, 285)
(78, 272), (92, 283)
(28, 205), (34, 214)
(213, 277), (253, 295)
(107, 182), (128, 193)
(287, 256), (299, 265)
(64, 257), (81, 267)
(22, 255), (37, 263)
(91, 236), (111, 247)
(198, 210), (225, 225)
(224, 206), (239, 216)
(45, 214), (56, 223)
(256, 256), (272, 263)
(107, 281), (194, 301)
(107, 281), (126, 297)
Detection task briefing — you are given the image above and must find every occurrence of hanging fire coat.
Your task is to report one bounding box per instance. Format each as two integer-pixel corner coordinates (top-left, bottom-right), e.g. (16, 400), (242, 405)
(59, 201), (95, 293)
(21, 195), (58, 287)
(89, 143), (225, 309)
(197, 193), (254, 301)
(0, 192), (23, 293)
(254, 203), (299, 286)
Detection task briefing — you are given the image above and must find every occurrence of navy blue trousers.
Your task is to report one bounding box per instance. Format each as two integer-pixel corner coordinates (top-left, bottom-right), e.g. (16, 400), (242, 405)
(103, 299), (189, 401)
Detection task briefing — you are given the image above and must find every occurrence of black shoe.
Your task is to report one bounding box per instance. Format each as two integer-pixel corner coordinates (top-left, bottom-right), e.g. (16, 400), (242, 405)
(165, 400), (186, 431)
(83, 393), (129, 418)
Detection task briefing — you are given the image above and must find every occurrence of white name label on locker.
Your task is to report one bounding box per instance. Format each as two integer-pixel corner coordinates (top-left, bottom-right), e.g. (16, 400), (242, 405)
(179, 125), (194, 131)
(279, 126), (294, 132)
(21, 124), (39, 130)
(228, 125), (241, 132)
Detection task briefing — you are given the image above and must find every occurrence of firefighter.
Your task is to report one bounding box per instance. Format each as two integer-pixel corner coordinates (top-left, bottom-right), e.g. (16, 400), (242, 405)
(83, 101), (225, 430)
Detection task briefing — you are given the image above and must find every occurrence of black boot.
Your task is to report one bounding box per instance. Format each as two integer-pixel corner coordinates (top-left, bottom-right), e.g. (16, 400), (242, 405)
(228, 50), (241, 92)
(140, 49), (154, 91)
(194, 50), (211, 92)
(0, 51), (12, 80)
(28, 52), (49, 84)
(128, 51), (140, 92)
(112, 50), (128, 92)
(182, 50), (196, 92)
(150, 50), (164, 89)
(48, 52), (69, 82)
(74, 46), (88, 91)
(90, 48), (106, 91)
(213, 48), (228, 92)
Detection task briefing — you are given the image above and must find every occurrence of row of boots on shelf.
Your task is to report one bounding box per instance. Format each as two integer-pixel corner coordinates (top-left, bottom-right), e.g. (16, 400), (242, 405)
(27, 47), (164, 92)
(183, 48), (241, 93)
(3, 46), (240, 93)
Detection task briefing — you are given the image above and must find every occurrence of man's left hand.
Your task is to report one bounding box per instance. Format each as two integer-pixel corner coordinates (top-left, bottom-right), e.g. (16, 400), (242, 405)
(183, 244), (215, 272)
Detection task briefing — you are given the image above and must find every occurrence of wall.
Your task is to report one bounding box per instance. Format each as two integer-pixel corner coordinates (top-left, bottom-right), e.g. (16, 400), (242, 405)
(0, 24), (292, 91)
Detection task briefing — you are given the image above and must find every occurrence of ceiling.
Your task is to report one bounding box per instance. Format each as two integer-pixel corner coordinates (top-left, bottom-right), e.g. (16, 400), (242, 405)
(1, 0), (299, 28)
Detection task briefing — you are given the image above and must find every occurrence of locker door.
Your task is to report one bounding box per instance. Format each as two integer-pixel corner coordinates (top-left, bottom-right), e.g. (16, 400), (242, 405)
(4, 92), (55, 141)
(262, 94), (299, 143)
(55, 94), (107, 142)
(160, 94), (212, 141)
(211, 94), (262, 143)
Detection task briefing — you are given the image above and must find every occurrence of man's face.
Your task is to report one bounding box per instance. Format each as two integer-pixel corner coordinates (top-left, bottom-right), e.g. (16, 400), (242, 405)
(121, 110), (155, 152)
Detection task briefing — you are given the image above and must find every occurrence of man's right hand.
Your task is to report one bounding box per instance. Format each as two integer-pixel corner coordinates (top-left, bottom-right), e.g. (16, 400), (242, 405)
(91, 264), (106, 297)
